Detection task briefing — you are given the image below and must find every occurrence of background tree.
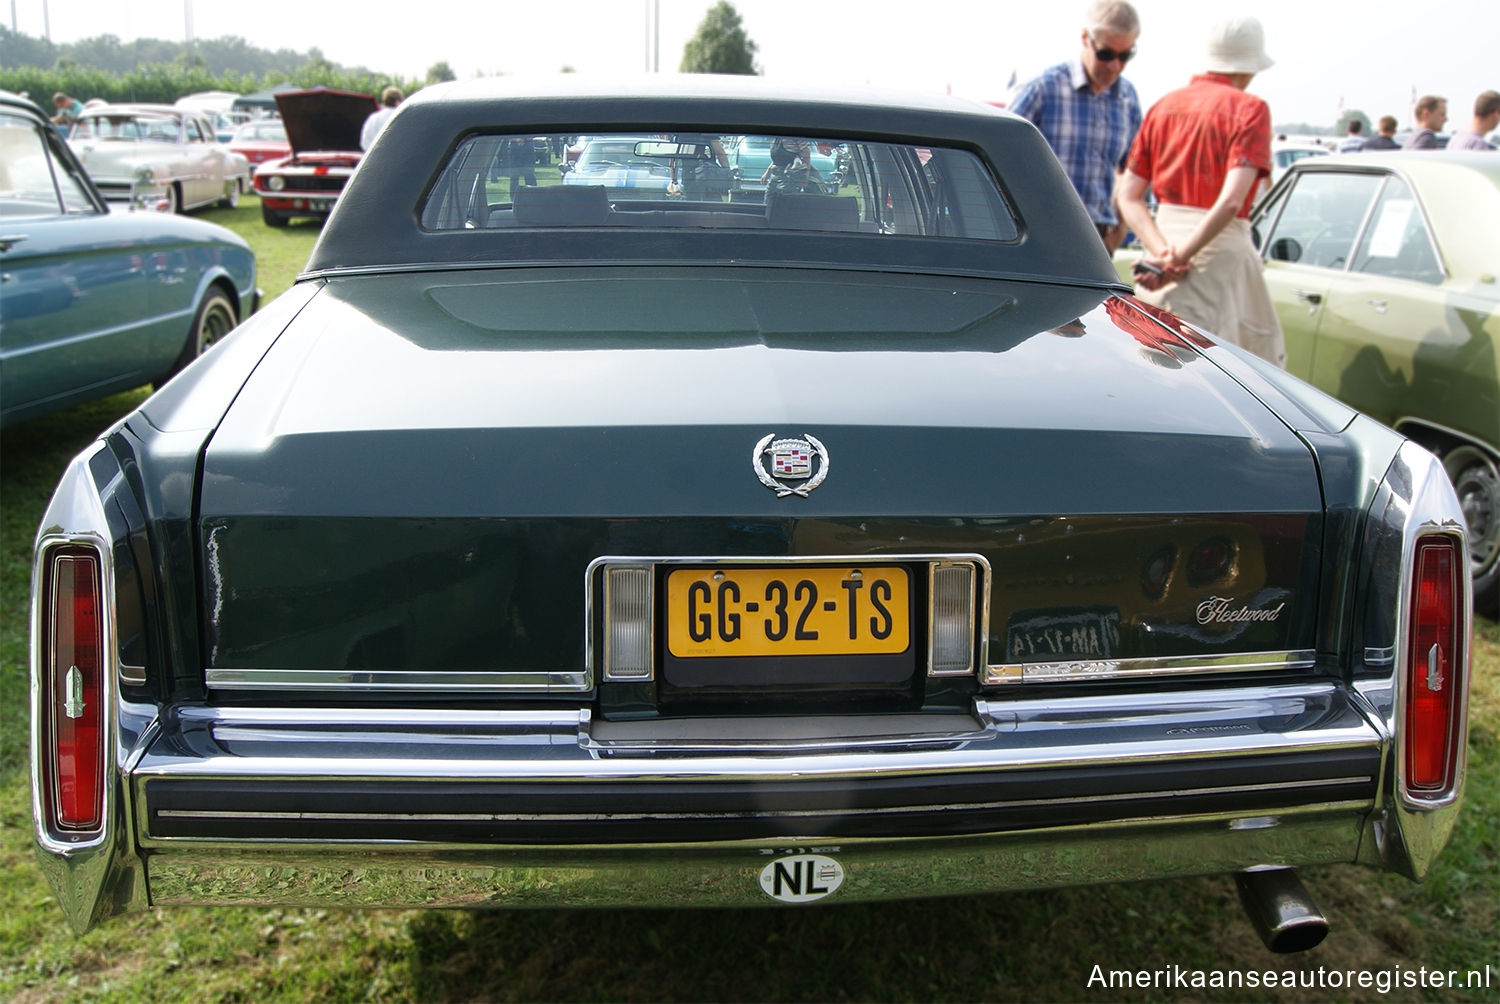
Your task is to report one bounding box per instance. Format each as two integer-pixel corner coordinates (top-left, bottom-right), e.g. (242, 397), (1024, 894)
(1336, 109), (1371, 135)
(679, 1), (759, 75)
(426, 60), (457, 85)
(0, 25), (418, 104)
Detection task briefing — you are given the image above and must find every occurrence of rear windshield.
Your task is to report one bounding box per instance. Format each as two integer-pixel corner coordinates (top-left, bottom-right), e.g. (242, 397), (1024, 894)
(71, 114), (182, 142)
(420, 132), (1018, 242)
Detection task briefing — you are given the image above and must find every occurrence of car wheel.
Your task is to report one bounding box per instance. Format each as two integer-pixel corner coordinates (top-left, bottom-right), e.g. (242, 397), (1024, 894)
(220, 178), (242, 209)
(261, 203), (288, 228)
(1443, 445), (1500, 617)
(158, 288), (237, 386)
(164, 183), (181, 215)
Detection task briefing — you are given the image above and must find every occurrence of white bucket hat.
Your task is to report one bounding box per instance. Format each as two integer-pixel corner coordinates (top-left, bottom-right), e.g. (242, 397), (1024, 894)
(1204, 16), (1274, 74)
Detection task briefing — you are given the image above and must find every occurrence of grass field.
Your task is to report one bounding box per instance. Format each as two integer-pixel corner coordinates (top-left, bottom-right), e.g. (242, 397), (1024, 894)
(1, 194), (1496, 1002)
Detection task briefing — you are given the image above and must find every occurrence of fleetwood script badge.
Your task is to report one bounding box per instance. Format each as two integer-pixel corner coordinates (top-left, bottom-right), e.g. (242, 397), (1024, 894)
(753, 433), (829, 497)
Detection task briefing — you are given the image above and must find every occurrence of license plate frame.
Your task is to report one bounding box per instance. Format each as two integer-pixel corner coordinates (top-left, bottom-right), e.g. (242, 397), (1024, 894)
(660, 563), (916, 693)
(665, 565), (912, 659)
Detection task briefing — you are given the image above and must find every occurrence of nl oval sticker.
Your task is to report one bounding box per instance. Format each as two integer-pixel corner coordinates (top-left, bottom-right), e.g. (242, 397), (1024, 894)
(758, 854), (844, 903)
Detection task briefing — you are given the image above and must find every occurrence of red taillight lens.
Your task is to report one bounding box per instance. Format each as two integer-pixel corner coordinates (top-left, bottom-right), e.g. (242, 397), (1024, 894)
(45, 550), (105, 830)
(1404, 537), (1463, 797)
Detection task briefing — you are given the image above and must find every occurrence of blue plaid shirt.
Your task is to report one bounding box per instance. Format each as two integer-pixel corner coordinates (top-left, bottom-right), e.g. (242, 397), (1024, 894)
(1009, 58), (1142, 227)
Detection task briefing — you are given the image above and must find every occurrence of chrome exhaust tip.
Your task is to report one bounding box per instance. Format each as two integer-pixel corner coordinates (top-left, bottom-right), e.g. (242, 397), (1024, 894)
(1234, 867), (1329, 953)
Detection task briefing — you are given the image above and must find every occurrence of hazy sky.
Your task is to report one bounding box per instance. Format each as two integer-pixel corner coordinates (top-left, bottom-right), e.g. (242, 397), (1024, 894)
(10, 0), (1495, 128)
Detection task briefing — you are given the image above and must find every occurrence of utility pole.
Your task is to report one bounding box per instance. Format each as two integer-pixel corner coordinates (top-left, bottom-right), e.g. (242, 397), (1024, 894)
(643, 0), (659, 72)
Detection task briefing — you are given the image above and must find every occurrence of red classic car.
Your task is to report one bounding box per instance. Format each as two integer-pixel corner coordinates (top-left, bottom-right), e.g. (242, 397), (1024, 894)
(251, 87), (372, 227)
(228, 118), (290, 170)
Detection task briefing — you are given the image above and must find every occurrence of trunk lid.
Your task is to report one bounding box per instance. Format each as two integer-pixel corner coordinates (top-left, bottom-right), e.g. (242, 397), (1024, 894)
(198, 269), (1323, 685)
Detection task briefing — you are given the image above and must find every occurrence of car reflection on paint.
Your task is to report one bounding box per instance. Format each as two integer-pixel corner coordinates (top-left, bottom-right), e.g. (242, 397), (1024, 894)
(1252, 151), (1500, 615)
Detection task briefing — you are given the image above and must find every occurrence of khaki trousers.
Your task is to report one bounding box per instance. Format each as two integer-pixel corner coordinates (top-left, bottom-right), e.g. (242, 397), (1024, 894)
(1133, 205), (1286, 368)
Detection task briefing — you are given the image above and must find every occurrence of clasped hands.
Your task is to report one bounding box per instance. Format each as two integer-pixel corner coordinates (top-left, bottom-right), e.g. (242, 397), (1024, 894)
(1133, 246), (1191, 292)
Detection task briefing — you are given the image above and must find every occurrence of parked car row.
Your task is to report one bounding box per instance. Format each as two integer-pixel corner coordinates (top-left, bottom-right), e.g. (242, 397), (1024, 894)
(0, 90), (258, 427)
(558, 134), (845, 203)
(1116, 151), (1499, 615)
(23, 78), (1473, 959)
(226, 118), (289, 169)
(249, 87), (372, 228)
(66, 103), (251, 213)
(1255, 151), (1499, 615)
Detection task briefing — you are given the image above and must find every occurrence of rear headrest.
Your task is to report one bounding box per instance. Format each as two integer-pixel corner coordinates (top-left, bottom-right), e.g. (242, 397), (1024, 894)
(765, 192), (860, 231)
(513, 184), (610, 226)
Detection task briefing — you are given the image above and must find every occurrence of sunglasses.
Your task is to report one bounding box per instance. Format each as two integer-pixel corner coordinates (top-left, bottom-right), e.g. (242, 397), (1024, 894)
(1092, 43), (1135, 64)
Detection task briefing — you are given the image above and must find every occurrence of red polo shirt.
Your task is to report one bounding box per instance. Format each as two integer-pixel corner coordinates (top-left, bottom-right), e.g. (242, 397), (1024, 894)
(1126, 73), (1272, 218)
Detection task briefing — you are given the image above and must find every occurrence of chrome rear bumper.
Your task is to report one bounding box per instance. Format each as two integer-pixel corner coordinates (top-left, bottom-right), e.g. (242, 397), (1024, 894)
(39, 678), (1433, 928)
(145, 807), (1368, 911)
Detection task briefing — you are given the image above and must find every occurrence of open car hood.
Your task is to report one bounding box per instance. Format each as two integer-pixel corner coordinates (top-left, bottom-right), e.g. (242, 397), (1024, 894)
(273, 87), (373, 154)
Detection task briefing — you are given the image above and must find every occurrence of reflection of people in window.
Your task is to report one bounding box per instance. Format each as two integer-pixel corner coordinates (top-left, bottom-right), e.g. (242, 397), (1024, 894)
(761, 138), (815, 193)
(493, 137), (536, 194)
(670, 135), (730, 201)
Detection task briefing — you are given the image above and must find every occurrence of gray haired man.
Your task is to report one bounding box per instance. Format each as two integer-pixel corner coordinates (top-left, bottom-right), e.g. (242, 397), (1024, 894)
(1008, 1), (1143, 252)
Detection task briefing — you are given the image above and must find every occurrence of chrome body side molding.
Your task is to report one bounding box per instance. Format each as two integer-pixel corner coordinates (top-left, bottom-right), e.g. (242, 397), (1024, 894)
(984, 650), (1316, 686)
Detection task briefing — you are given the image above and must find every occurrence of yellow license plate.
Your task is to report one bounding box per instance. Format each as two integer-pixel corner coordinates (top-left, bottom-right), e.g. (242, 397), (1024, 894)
(666, 566), (910, 658)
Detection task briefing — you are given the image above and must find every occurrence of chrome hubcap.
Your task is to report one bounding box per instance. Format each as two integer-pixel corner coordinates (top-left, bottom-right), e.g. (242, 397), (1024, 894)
(1444, 446), (1499, 577)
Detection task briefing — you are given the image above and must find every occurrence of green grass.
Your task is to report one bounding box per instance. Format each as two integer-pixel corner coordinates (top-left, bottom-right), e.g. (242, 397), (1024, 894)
(0, 194), (1496, 1002)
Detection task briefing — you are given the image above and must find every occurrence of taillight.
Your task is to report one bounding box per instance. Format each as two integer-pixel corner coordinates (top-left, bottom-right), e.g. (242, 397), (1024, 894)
(1403, 536), (1464, 798)
(43, 548), (105, 831)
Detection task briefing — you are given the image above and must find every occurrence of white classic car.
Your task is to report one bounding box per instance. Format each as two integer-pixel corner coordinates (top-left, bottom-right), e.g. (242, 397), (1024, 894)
(67, 103), (251, 214)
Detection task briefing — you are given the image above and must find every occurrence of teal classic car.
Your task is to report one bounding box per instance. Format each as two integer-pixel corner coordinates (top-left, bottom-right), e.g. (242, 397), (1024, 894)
(32, 77), (1472, 953)
(1252, 152), (1499, 616)
(0, 91), (258, 427)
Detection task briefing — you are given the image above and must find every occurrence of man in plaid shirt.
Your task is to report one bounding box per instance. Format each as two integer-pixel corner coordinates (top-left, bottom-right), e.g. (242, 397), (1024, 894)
(1008, 0), (1142, 253)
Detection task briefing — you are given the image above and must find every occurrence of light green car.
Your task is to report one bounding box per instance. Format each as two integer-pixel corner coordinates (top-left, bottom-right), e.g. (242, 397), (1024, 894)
(1118, 153), (1500, 615)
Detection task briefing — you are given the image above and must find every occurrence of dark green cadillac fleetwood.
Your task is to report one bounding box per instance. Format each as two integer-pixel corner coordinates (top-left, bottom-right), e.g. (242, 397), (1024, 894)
(31, 77), (1473, 952)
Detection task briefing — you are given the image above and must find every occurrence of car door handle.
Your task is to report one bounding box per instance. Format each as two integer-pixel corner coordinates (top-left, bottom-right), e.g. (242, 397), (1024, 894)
(0, 234), (29, 253)
(1293, 289), (1322, 305)
(1367, 299), (1388, 314)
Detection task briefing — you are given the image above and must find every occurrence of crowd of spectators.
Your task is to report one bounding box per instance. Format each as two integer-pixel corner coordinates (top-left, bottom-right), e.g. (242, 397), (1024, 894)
(1009, 1), (1494, 370)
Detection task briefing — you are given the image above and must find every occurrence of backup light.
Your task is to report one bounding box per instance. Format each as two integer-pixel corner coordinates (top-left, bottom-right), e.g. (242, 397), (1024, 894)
(604, 566), (653, 681)
(43, 549), (106, 831)
(1404, 536), (1465, 797)
(929, 562), (976, 675)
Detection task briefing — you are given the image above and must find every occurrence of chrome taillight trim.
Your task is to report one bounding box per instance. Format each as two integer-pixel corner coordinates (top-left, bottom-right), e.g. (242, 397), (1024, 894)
(1401, 535), (1467, 797)
(1351, 438), (1473, 883)
(585, 554), (991, 683)
(984, 650), (1317, 686)
(30, 447), (118, 854)
(1393, 524), (1471, 809)
(1378, 443), (1473, 812)
(46, 551), (106, 831)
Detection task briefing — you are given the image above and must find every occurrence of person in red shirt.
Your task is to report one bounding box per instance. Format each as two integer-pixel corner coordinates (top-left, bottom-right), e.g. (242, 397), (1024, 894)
(1117, 15), (1285, 367)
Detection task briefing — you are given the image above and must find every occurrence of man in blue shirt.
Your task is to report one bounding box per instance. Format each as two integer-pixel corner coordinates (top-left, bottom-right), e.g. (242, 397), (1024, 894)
(50, 92), (85, 136)
(1009, 1), (1142, 252)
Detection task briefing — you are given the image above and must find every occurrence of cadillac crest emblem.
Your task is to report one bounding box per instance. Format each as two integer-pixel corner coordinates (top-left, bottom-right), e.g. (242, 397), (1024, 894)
(754, 433), (830, 497)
